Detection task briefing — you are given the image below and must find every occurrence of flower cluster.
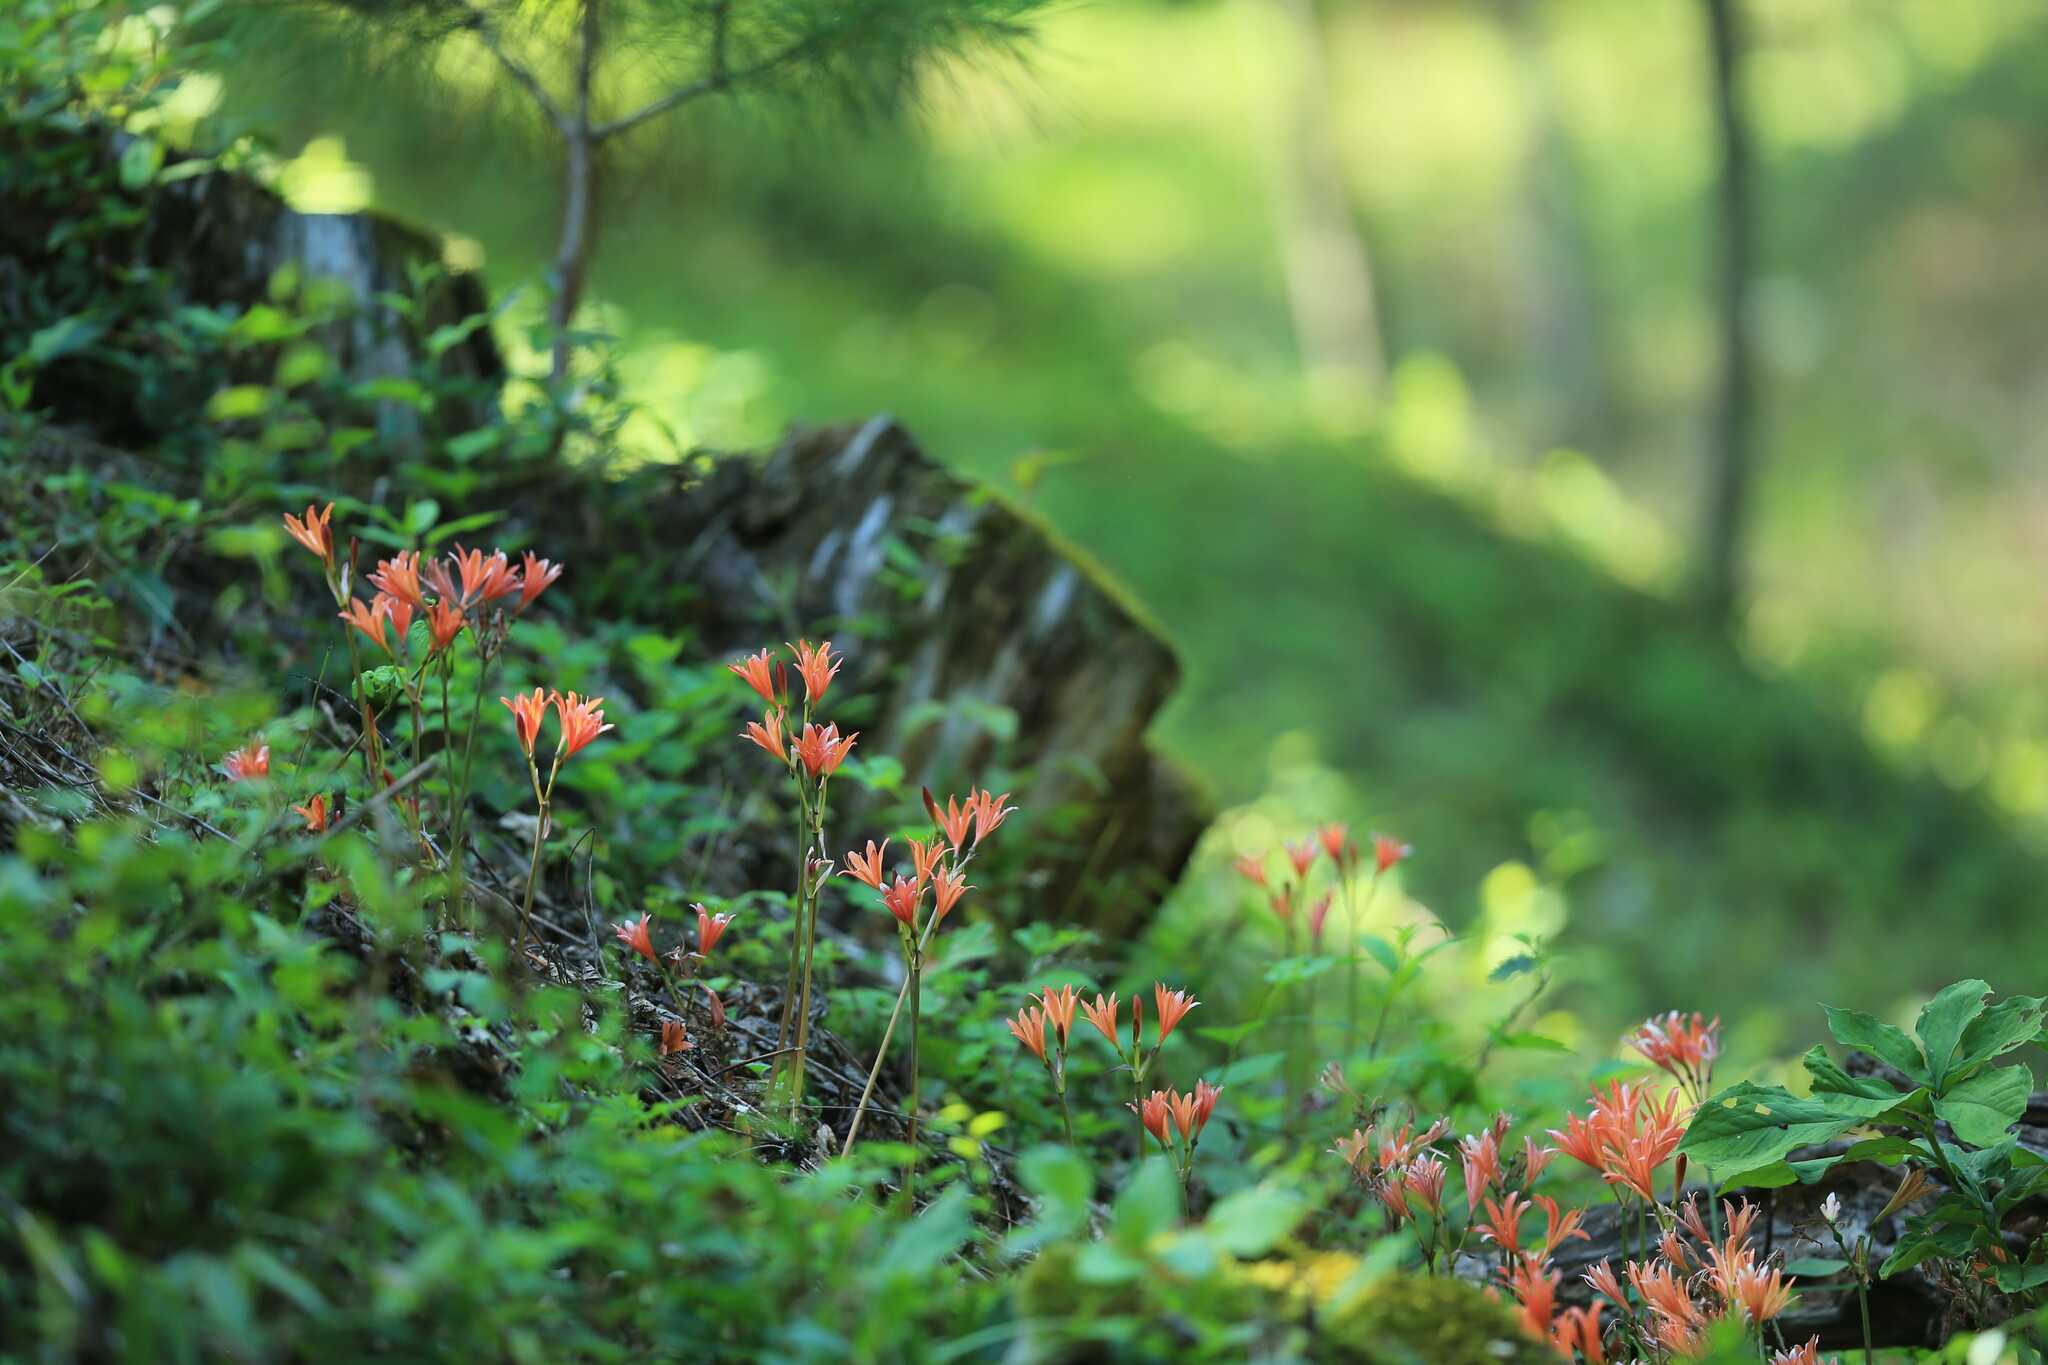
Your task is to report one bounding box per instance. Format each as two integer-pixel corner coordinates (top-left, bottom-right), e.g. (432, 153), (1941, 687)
(613, 904), (741, 1064)
(733, 640), (856, 778)
(1566, 1201), (1804, 1362)
(1548, 1080), (1690, 1203)
(1625, 1011), (1721, 1103)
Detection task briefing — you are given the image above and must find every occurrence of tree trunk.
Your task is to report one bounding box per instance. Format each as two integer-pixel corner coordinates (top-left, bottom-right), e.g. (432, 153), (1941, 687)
(549, 0), (602, 382)
(1257, 0), (1387, 422)
(1697, 0), (1755, 620)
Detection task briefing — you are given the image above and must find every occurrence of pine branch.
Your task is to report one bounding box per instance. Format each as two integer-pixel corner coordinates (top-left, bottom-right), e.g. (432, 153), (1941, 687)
(460, 0), (568, 130)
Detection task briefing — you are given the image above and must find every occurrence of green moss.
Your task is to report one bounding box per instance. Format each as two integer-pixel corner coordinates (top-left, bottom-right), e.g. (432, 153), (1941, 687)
(1315, 1273), (1550, 1365)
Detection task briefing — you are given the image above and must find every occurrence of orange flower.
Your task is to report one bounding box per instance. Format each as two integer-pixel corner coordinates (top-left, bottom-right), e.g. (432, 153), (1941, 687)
(1036, 984), (1080, 1046)
(426, 600), (464, 655)
(793, 722), (855, 777)
(1627, 1260), (1705, 1349)
(695, 904), (735, 957)
(787, 638), (841, 704)
(369, 551), (428, 611)
(447, 545), (521, 604)
(925, 787), (975, 848)
(1308, 892), (1334, 945)
(742, 708), (788, 761)
(502, 688), (548, 757)
(1403, 1153), (1448, 1218)
(1524, 1137), (1558, 1184)
(1152, 983), (1199, 1044)
(613, 913), (657, 962)
(518, 552), (562, 611)
(1283, 837), (1318, 879)
(1006, 1005), (1050, 1063)
(1477, 1193), (1531, 1259)
(1583, 1260), (1626, 1306)
(880, 873), (922, 928)
(932, 864), (972, 920)
(908, 838), (943, 885)
(1628, 1011), (1722, 1092)
(1769, 1341), (1822, 1365)
(727, 649), (778, 705)
(421, 557), (460, 606)
(1317, 821), (1355, 869)
(969, 788), (1015, 844)
(339, 596), (392, 652)
(283, 503), (335, 569)
(1552, 1303), (1604, 1364)
(1503, 1260), (1558, 1338)
(1534, 1195), (1591, 1258)
(1190, 1078), (1222, 1133)
(1331, 1127), (1374, 1172)
(660, 1019), (692, 1056)
(1373, 831), (1412, 874)
(551, 691), (612, 757)
(1130, 1090), (1172, 1148)
(223, 741), (270, 781)
(1268, 887), (1294, 922)
(1232, 852), (1269, 887)
(292, 793), (331, 831)
(1461, 1130), (1502, 1211)
(377, 591), (415, 647)
(841, 839), (889, 891)
(1080, 991), (1121, 1048)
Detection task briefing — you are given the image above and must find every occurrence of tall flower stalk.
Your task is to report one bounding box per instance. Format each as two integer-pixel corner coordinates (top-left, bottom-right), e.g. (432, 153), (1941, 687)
(503, 687), (612, 950)
(732, 641), (855, 1117)
(1007, 984), (1079, 1147)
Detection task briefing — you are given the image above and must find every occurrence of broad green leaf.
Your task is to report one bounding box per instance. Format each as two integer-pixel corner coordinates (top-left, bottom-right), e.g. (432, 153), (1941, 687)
(1680, 1082), (1862, 1172)
(1493, 1031), (1572, 1053)
(1880, 1223), (1979, 1277)
(1802, 1045), (1917, 1118)
(1359, 935), (1400, 975)
(1112, 1157), (1181, 1246)
(1207, 1051), (1286, 1087)
(1955, 995), (2048, 1081)
(1916, 979), (1992, 1090)
(1994, 1262), (2048, 1293)
(1205, 1185), (1306, 1258)
(1934, 1064), (2031, 1149)
(1823, 1005), (1927, 1084)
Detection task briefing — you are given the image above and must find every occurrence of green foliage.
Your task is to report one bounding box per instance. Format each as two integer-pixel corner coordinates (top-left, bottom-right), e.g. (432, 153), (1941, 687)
(1316, 1273), (1548, 1365)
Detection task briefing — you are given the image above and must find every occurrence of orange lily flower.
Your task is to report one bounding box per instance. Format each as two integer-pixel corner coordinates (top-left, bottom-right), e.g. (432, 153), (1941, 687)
(1403, 1153), (1448, 1218)
(793, 722), (855, 777)
(880, 873), (922, 928)
(283, 503), (335, 569)
(1476, 1193), (1529, 1258)
(426, 600), (464, 655)
(1152, 983), (1199, 1044)
(742, 708), (787, 761)
(223, 742), (270, 781)
(925, 787), (974, 848)
(1524, 1137), (1558, 1183)
(1283, 837), (1318, 879)
(932, 865), (972, 920)
(969, 788), (1015, 844)
(1770, 1341), (1822, 1365)
(1130, 1090), (1172, 1148)
(1583, 1260), (1626, 1306)
(1628, 1011), (1722, 1093)
(369, 551), (428, 611)
(377, 591), (415, 647)
(551, 691), (612, 757)
(1331, 1127), (1374, 1172)
(841, 839), (889, 891)
(447, 545), (521, 604)
(1504, 1261), (1558, 1338)
(502, 688), (548, 757)
(292, 793), (331, 831)
(613, 912), (657, 962)
(1079, 991), (1121, 1048)
(908, 838), (943, 885)
(787, 638), (841, 704)
(1308, 892), (1334, 945)
(518, 552), (562, 610)
(695, 904), (735, 957)
(1232, 852), (1268, 887)
(727, 649), (778, 705)
(1373, 831), (1412, 874)
(1553, 1303), (1604, 1365)
(1461, 1130), (1502, 1211)
(339, 596), (391, 651)
(1006, 1005), (1050, 1063)
(1317, 821), (1355, 869)
(1036, 984), (1079, 1046)
(1268, 887), (1294, 922)
(660, 1019), (692, 1056)
(1190, 1078), (1222, 1132)
(1534, 1195), (1591, 1257)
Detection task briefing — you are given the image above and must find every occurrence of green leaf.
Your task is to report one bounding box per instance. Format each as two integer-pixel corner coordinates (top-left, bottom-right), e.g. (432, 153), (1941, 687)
(206, 385), (271, 421)
(1880, 1223), (1978, 1277)
(1802, 1045), (1918, 1118)
(1112, 1158), (1181, 1246)
(27, 313), (109, 365)
(1916, 979), (1992, 1091)
(1955, 995), (2048, 1081)
(1934, 1064), (2031, 1149)
(1205, 1186), (1305, 1258)
(1993, 1262), (2048, 1293)
(1781, 1257), (1850, 1278)
(1488, 954), (1539, 982)
(1493, 1031), (1572, 1053)
(1823, 1005), (1927, 1084)
(1679, 1082), (1862, 1173)
(1207, 1051), (1286, 1087)
(118, 137), (164, 191)
(1359, 935), (1400, 975)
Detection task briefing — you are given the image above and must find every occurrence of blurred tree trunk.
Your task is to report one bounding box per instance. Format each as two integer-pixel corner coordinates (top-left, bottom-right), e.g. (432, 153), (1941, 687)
(1259, 0), (1387, 417)
(1496, 0), (1610, 453)
(1698, 0), (1755, 619)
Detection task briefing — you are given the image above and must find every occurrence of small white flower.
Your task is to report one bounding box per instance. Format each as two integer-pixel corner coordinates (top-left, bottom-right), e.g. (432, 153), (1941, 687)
(1820, 1192), (1842, 1224)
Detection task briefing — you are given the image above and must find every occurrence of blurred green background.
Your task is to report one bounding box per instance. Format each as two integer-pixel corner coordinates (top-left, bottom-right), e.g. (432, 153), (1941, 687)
(200, 0), (2048, 1050)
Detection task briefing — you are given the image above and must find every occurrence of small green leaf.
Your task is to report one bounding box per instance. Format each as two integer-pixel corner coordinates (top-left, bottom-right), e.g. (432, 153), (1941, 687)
(1994, 1262), (2048, 1293)
(118, 138), (164, 191)
(1489, 954), (1539, 982)
(1823, 1005), (1927, 1085)
(206, 385), (271, 421)
(1207, 1051), (1286, 1087)
(1781, 1257), (1850, 1278)
(1494, 1031), (1572, 1053)
(1112, 1158), (1181, 1246)
(1955, 995), (2048, 1082)
(1916, 979), (1992, 1091)
(1880, 1223), (1978, 1277)
(1802, 1045), (1917, 1118)
(1934, 1064), (2031, 1149)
